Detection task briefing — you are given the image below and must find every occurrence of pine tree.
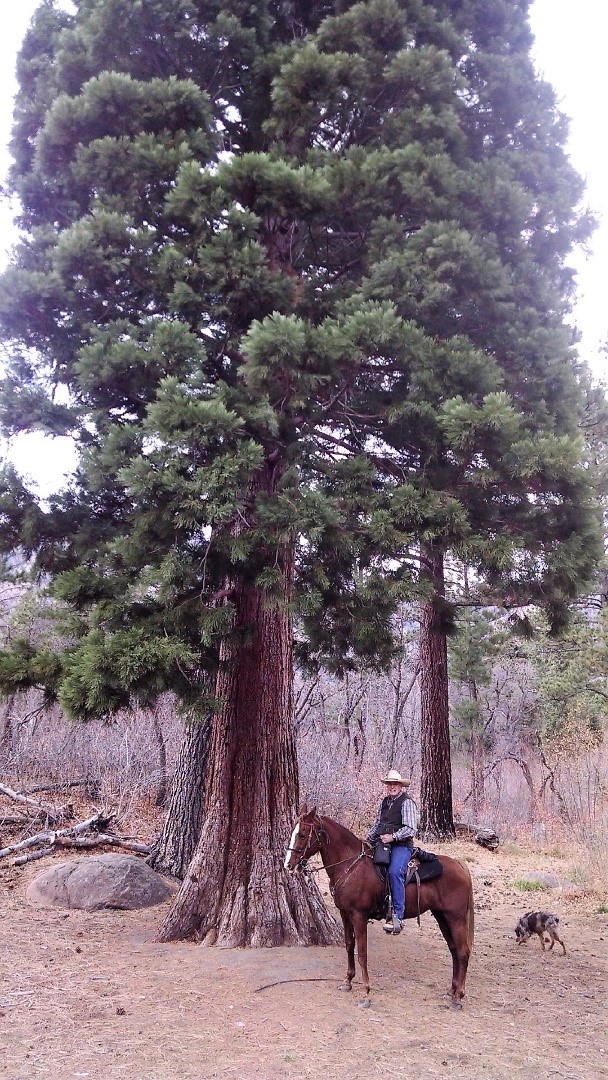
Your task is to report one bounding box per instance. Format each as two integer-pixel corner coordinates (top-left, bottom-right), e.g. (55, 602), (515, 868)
(0, 0), (602, 937)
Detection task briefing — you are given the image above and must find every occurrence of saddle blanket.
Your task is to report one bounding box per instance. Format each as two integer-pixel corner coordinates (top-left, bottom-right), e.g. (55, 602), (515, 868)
(406, 847), (443, 884)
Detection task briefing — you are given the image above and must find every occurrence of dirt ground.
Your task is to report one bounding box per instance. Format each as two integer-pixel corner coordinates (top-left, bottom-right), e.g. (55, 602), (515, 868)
(1, 839), (607, 1080)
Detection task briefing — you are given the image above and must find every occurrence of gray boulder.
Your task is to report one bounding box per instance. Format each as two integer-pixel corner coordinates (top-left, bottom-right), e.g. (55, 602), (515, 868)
(520, 870), (581, 893)
(520, 871), (561, 889)
(26, 853), (174, 911)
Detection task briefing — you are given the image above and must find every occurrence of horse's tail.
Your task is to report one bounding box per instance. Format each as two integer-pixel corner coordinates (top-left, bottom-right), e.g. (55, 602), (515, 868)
(464, 863), (474, 952)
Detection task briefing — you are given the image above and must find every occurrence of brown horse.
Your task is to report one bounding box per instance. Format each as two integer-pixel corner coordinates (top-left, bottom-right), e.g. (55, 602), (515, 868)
(285, 806), (474, 1007)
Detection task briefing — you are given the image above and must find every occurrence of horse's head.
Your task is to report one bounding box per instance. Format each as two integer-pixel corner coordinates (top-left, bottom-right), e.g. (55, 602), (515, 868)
(284, 805), (323, 872)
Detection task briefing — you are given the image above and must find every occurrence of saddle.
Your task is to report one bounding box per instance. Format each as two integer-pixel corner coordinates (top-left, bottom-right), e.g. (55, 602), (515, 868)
(371, 844), (443, 883)
(405, 847), (443, 885)
(368, 846), (443, 924)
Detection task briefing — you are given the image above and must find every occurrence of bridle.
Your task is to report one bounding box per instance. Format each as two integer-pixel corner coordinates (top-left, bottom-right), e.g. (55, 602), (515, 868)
(286, 818), (327, 870)
(286, 817), (370, 893)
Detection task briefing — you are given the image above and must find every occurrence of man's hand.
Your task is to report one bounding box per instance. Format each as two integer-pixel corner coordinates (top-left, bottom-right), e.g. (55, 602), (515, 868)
(380, 833), (393, 843)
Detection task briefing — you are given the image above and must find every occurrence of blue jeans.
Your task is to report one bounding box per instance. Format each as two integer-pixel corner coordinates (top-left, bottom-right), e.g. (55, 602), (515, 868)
(388, 844), (413, 920)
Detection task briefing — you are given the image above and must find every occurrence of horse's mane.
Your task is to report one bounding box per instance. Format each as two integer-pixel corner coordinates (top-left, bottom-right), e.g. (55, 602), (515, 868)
(318, 814), (364, 851)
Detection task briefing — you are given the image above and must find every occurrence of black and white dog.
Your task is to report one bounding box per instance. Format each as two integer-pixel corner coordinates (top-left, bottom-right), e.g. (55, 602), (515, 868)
(515, 911), (566, 954)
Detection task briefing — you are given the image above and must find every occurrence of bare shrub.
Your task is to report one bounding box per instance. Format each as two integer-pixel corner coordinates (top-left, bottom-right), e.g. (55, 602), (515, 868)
(0, 690), (182, 829)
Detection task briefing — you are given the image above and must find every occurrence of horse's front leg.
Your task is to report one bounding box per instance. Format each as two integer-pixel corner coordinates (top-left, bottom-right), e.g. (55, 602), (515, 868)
(351, 912), (372, 1008)
(338, 911), (356, 993)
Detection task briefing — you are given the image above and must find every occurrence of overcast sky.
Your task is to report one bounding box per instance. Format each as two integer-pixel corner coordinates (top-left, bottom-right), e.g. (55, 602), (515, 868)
(0, 0), (607, 494)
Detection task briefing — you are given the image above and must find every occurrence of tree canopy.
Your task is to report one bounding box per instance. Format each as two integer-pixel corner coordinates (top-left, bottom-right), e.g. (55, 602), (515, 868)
(0, 0), (601, 710)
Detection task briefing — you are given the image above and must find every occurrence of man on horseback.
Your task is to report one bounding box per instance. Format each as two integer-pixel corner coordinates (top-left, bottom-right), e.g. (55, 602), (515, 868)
(366, 769), (419, 935)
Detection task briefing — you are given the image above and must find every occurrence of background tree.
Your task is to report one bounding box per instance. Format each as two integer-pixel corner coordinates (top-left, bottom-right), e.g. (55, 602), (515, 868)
(0, 0), (603, 941)
(355, 0), (604, 832)
(449, 604), (505, 819)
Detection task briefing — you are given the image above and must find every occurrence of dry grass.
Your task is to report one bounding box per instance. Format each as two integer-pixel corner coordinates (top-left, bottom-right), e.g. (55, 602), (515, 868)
(2, 834), (608, 1080)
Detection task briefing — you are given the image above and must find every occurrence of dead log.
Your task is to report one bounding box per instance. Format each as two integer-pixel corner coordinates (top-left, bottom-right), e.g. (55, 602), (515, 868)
(54, 833), (151, 854)
(455, 821), (500, 850)
(1, 799), (150, 865)
(21, 779), (89, 795)
(475, 828), (499, 851)
(0, 814), (30, 826)
(11, 848), (50, 866)
(0, 782), (73, 825)
(0, 813), (104, 860)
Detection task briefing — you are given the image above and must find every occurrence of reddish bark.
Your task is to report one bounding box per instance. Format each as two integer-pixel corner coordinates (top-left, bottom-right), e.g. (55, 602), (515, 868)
(468, 679), (485, 820)
(419, 544), (455, 837)
(158, 462), (339, 946)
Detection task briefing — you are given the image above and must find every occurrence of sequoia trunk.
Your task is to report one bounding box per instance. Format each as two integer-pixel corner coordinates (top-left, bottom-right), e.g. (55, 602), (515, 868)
(158, 462), (340, 946)
(419, 544), (455, 837)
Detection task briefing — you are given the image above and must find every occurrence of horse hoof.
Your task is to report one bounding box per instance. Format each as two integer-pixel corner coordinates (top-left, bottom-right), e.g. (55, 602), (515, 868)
(450, 998), (464, 1010)
(338, 983), (352, 992)
(359, 997), (371, 1009)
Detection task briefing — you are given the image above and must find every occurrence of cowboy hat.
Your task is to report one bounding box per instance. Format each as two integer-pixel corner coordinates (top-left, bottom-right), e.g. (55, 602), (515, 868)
(381, 769), (410, 786)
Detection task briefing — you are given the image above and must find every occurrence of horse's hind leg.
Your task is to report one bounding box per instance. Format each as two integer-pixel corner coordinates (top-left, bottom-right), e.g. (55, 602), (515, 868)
(338, 912), (356, 993)
(432, 911), (458, 995)
(432, 910), (470, 1006)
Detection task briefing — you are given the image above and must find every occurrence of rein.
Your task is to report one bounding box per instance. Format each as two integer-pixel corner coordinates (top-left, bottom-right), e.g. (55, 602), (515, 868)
(304, 825), (369, 898)
(291, 818), (369, 894)
(305, 847), (366, 877)
(326, 848), (367, 901)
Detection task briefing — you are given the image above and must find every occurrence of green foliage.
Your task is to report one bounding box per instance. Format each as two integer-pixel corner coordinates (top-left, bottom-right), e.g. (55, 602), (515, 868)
(449, 605), (506, 749)
(510, 878), (548, 892)
(524, 610), (608, 748)
(0, 0), (603, 718)
(450, 609), (506, 688)
(0, 638), (62, 702)
(58, 628), (200, 720)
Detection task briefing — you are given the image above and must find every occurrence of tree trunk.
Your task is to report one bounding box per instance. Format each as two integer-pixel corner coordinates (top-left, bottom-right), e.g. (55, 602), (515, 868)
(151, 706), (168, 808)
(419, 544), (455, 837)
(468, 680), (485, 819)
(148, 712), (210, 878)
(0, 693), (15, 764)
(158, 461), (340, 946)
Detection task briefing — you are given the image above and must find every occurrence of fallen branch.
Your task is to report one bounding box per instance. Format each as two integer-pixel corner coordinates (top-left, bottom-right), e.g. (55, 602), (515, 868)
(1, 805), (151, 866)
(0, 813), (104, 860)
(10, 848), (50, 866)
(0, 814), (31, 827)
(0, 782), (73, 826)
(20, 779), (89, 796)
(254, 977), (346, 992)
(54, 833), (151, 854)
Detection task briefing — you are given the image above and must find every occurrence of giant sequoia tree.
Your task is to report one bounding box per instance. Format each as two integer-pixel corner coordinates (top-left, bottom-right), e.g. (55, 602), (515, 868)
(0, 0), (602, 939)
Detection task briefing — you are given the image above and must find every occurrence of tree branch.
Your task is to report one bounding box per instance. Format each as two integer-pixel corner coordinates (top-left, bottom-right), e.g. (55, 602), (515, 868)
(0, 782), (74, 826)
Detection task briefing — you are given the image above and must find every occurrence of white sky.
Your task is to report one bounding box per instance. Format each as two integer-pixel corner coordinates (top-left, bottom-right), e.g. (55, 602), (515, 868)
(0, 0), (607, 495)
